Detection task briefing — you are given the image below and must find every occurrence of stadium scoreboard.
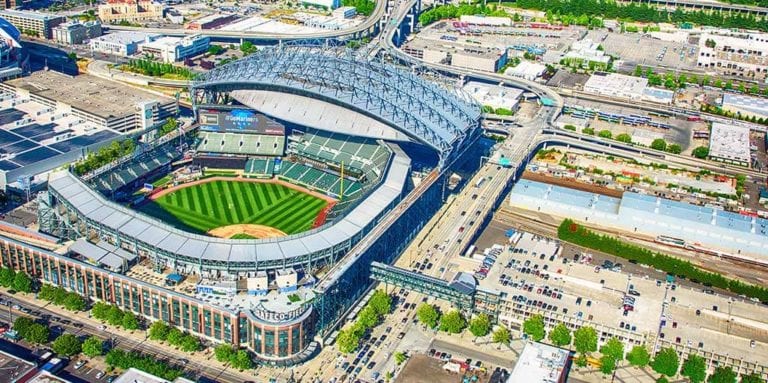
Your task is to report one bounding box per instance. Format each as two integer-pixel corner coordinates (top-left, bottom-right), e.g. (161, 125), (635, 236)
(198, 108), (285, 135)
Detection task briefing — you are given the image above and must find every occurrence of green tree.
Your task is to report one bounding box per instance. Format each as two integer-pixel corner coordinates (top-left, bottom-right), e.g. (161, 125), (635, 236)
(92, 302), (111, 321)
(368, 290), (392, 317)
(82, 336), (104, 357)
(564, 124), (577, 131)
(709, 367), (737, 383)
(616, 133), (632, 143)
(600, 354), (617, 375)
(416, 304), (440, 329)
(13, 316), (34, 338)
(523, 315), (546, 341)
(179, 335), (199, 352)
(666, 144), (682, 154)
(12, 272), (32, 293)
(167, 328), (184, 346)
(657, 377), (670, 383)
(652, 347), (679, 377)
(358, 306), (379, 329)
(548, 323), (572, 347)
(122, 311), (139, 330)
(600, 337), (625, 361)
(106, 306), (124, 326)
(439, 310), (466, 334)
(692, 146), (709, 159)
(394, 351), (407, 365)
(148, 321), (169, 341)
(52, 333), (82, 356)
(740, 373), (766, 383)
(651, 138), (668, 151)
(0, 267), (16, 287)
(598, 130), (613, 139)
(573, 326), (598, 354)
(63, 294), (86, 311)
(492, 327), (511, 348)
(25, 323), (50, 344)
(582, 127), (595, 135)
(468, 314), (491, 338)
(214, 344), (236, 363)
(231, 350), (253, 370)
(681, 354), (707, 383)
(336, 328), (359, 354)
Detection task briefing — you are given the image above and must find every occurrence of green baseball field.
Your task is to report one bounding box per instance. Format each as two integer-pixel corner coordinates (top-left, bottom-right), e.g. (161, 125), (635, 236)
(138, 180), (328, 237)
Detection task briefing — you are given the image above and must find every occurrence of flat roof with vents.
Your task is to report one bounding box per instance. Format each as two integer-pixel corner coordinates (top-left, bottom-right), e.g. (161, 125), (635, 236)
(6, 71), (174, 120)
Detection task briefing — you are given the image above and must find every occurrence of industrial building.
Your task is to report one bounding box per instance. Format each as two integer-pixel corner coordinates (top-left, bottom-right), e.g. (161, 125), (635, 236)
(721, 92), (768, 120)
(52, 20), (102, 45)
(3, 70), (176, 133)
(403, 39), (507, 73)
(185, 14), (238, 30)
(508, 179), (768, 259)
(562, 38), (611, 68)
(0, 349), (38, 383)
(301, 0), (341, 9)
(508, 342), (571, 383)
(708, 122), (751, 167)
(88, 31), (156, 56)
(505, 61), (547, 81)
(98, 0), (165, 24)
(583, 72), (648, 101)
(0, 9), (64, 39)
(459, 14), (511, 26)
(697, 31), (768, 80)
(462, 81), (523, 112)
(139, 34), (209, 62)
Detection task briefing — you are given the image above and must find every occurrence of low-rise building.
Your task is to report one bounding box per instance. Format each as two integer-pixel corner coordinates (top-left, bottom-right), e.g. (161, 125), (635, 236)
(52, 20), (101, 45)
(463, 81), (523, 112)
(0, 349), (38, 383)
(403, 39), (507, 73)
(98, 0), (165, 24)
(697, 31), (768, 80)
(140, 34), (209, 62)
(721, 92), (768, 120)
(708, 122), (751, 167)
(331, 6), (356, 18)
(562, 38), (611, 69)
(583, 72), (648, 101)
(505, 61), (547, 81)
(0, 9), (65, 39)
(301, 0), (341, 9)
(113, 368), (194, 383)
(165, 8), (184, 24)
(507, 342), (571, 383)
(89, 31), (156, 56)
(185, 13), (238, 30)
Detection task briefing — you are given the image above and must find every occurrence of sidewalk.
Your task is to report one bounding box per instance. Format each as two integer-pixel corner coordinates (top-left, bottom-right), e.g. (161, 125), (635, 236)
(4, 289), (260, 382)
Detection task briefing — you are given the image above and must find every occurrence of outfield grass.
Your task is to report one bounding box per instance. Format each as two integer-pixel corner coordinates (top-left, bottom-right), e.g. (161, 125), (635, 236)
(231, 233), (256, 240)
(138, 180), (327, 235)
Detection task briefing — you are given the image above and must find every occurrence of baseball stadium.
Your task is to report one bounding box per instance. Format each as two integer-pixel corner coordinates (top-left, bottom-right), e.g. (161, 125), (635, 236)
(1, 45), (482, 365)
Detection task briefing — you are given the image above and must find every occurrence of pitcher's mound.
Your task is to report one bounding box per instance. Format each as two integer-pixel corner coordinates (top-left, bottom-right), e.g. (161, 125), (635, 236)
(207, 224), (287, 239)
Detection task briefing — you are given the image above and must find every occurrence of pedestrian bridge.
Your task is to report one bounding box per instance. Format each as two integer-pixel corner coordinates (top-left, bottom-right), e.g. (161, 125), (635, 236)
(369, 262), (475, 309)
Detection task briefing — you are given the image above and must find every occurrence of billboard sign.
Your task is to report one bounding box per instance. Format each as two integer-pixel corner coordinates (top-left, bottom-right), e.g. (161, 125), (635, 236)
(198, 109), (284, 135)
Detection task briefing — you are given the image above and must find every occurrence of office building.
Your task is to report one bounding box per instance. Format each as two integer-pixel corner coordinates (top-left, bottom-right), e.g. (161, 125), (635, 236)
(89, 31), (156, 56)
(139, 34), (209, 62)
(697, 31), (768, 80)
(98, 0), (164, 24)
(52, 20), (101, 45)
(0, 9), (64, 39)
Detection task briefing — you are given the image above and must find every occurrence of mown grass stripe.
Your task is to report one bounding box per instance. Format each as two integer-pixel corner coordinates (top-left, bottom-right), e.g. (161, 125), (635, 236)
(220, 181), (240, 223)
(200, 183), (218, 220)
(239, 183), (256, 217)
(279, 199), (325, 233)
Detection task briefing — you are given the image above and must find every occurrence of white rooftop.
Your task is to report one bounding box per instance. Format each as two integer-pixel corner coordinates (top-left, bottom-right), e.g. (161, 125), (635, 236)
(507, 342), (570, 383)
(91, 31), (155, 45)
(505, 61), (547, 80)
(461, 81), (523, 111)
(709, 122), (751, 164)
(113, 368), (194, 383)
(583, 72), (648, 100)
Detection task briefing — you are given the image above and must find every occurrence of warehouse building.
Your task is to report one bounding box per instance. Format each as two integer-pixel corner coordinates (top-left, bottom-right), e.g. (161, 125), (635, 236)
(505, 61), (547, 81)
(721, 93), (768, 120)
(139, 34), (209, 62)
(185, 13), (238, 30)
(697, 31), (768, 80)
(403, 39), (507, 73)
(509, 179), (768, 260)
(583, 72), (648, 101)
(0, 9), (64, 39)
(708, 122), (751, 167)
(89, 31), (156, 56)
(462, 81), (523, 112)
(3, 70), (176, 133)
(52, 20), (102, 45)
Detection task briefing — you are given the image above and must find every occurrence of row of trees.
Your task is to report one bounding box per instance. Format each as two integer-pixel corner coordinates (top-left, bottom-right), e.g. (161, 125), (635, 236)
(419, 3), (507, 26)
(14, 316), (105, 357)
(336, 290), (393, 353)
(38, 284), (86, 312)
(92, 302), (141, 331)
(105, 349), (184, 381)
(416, 304), (512, 347)
(567, 125), (682, 154)
(701, 104), (768, 127)
(158, 117), (179, 137)
(481, 105), (515, 116)
(72, 139), (136, 176)
(13, 316), (50, 344)
(147, 321), (201, 352)
(0, 267), (33, 293)
(558, 219), (768, 303)
(514, 0), (768, 32)
(123, 59), (194, 80)
(653, 347), (763, 383)
(634, 66), (768, 95)
(213, 344), (254, 370)
(342, 0), (375, 16)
